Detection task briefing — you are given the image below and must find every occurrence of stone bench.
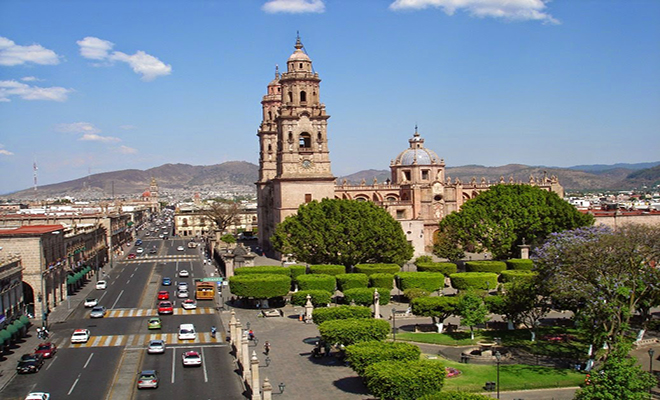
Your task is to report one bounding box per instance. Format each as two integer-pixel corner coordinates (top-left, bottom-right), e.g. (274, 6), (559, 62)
(633, 338), (658, 348)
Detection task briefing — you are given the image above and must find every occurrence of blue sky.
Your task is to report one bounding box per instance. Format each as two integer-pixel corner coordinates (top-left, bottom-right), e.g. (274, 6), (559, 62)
(1, 0), (659, 194)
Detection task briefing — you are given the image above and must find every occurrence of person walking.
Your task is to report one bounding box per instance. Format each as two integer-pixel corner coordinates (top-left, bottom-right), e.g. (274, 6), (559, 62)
(264, 341), (271, 355)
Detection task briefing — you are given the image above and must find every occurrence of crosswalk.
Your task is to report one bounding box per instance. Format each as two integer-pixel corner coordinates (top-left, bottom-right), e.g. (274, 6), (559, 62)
(102, 307), (215, 318)
(64, 332), (224, 349)
(118, 255), (199, 264)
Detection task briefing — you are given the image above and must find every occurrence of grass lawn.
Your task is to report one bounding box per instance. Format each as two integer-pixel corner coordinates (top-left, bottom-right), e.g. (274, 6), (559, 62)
(426, 355), (585, 392)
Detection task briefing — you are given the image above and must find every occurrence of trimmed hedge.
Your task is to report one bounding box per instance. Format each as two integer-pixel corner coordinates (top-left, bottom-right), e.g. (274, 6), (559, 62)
(416, 262), (458, 276)
(465, 261), (507, 274)
(336, 273), (369, 291)
(289, 265), (307, 279)
(234, 266), (290, 276)
(312, 305), (372, 325)
(449, 272), (498, 291)
(343, 287), (390, 306)
(309, 264), (346, 276)
(354, 263), (400, 276)
(345, 340), (421, 376)
(418, 391), (493, 400)
(296, 274), (336, 292)
(395, 272), (445, 292)
(318, 318), (390, 346)
(369, 273), (394, 290)
(499, 270), (538, 283)
(229, 274), (291, 298)
(364, 359), (446, 400)
(290, 290), (333, 307)
(505, 258), (534, 271)
(404, 288), (430, 301)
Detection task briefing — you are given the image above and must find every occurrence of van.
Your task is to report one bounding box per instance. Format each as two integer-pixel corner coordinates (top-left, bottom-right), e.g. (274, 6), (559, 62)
(178, 323), (196, 340)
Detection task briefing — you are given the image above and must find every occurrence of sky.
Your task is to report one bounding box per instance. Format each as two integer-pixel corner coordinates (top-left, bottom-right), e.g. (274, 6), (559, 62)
(1, 0), (659, 194)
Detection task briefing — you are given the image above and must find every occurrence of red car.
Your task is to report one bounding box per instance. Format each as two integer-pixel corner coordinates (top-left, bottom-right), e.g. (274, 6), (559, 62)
(34, 342), (57, 358)
(157, 301), (173, 315)
(127, 253), (136, 259)
(157, 291), (169, 300)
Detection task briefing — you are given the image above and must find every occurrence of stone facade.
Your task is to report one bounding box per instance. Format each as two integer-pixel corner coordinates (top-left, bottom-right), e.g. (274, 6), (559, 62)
(0, 254), (24, 327)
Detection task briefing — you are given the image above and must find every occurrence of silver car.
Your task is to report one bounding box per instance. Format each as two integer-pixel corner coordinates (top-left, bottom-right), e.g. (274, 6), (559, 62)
(89, 306), (107, 318)
(147, 340), (166, 354)
(137, 370), (159, 389)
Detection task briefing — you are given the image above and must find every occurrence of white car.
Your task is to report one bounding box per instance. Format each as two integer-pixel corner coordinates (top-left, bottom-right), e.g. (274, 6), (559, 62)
(25, 393), (50, 400)
(147, 340), (166, 354)
(177, 246), (184, 251)
(181, 299), (197, 310)
(136, 247), (144, 254)
(181, 351), (202, 367)
(95, 280), (107, 290)
(178, 270), (190, 278)
(84, 298), (99, 308)
(177, 282), (188, 291)
(177, 289), (189, 299)
(178, 323), (196, 340)
(71, 329), (91, 343)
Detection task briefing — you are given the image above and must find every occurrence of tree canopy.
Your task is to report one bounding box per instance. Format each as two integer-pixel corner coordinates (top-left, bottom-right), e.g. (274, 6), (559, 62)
(201, 199), (240, 234)
(435, 184), (593, 260)
(271, 198), (413, 267)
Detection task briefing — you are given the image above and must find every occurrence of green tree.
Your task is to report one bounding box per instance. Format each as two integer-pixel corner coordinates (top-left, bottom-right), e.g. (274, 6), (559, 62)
(271, 199), (413, 267)
(411, 296), (459, 333)
(220, 233), (236, 248)
(436, 184), (593, 260)
(456, 290), (489, 340)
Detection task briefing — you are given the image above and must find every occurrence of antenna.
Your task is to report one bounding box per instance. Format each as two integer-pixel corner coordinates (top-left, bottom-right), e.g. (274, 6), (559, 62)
(33, 160), (38, 191)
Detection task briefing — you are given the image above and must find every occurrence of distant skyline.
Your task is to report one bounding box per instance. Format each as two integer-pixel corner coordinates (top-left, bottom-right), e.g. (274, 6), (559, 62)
(1, 0), (659, 194)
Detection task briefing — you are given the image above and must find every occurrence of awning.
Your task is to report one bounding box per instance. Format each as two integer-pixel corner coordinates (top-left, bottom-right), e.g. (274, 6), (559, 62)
(6, 324), (17, 335)
(12, 319), (24, 330)
(19, 315), (30, 325)
(67, 275), (75, 285)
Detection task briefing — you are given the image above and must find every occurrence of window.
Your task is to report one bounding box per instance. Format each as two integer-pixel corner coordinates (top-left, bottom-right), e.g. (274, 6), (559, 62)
(299, 132), (311, 148)
(305, 194), (312, 203)
(421, 170), (429, 180)
(288, 91), (293, 102)
(404, 171), (411, 181)
(300, 91), (307, 102)
(396, 210), (405, 219)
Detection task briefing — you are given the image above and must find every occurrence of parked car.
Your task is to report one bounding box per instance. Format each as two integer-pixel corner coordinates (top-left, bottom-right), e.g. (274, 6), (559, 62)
(148, 317), (162, 330)
(147, 340), (166, 354)
(84, 298), (99, 308)
(137, 370), (159, 389)
(181, 351), (202, 367)
(34, 342), (57, 359)
(16, 353), (45, 374)
(71, 329), (91, 343)
(96, 281), (107, 290)
(90, 306), (107, 318)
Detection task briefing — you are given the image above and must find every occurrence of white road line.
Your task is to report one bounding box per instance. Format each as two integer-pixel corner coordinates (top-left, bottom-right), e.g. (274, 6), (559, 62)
(126, 279), (130, 284)
(68, 373), (81, 395)
(111, 289), (124, 309)
(99, 292), (107, 302)
(83, 352), (94, 368)
(171, 347), (176, 384)
(46, 355), (57, 370)
(130, 273), (135, 278)
(201, 347), (208, 383)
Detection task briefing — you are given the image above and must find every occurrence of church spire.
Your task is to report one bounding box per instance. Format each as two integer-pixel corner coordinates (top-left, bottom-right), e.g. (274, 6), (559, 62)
(295, 31), (303, 50)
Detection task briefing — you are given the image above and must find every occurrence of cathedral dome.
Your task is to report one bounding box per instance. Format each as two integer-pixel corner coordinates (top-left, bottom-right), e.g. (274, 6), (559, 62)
(393, 128), (441, 166)
(288, 35), (311, 62)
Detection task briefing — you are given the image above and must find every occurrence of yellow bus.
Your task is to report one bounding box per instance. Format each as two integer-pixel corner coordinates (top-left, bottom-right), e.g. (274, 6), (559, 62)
(195, 282), (215, 300)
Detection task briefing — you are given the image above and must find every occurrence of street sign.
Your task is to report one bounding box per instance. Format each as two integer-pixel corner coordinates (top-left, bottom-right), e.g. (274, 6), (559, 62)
(201, 277), (224, 282)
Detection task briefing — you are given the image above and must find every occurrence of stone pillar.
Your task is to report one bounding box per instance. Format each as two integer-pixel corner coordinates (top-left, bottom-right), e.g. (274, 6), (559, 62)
(235, 321), (243, 360)
(262, 377), (273, 400)
(518, 244), (531, 259)
(250, 351), (261, 400)
(373, 289), (381, 319)
(242, 330), (250, 381)
(304, 294), (314, 323)
(229, 310), (237, 344)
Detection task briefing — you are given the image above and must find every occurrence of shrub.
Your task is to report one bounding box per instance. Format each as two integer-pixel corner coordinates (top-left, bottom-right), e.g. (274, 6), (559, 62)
(369, 273), (394, 290)
(319, 318), (390, 346)
(345, 341), (421, 376)
(290, 290), (332, 307)
(312, 305), (372, 325)
(465, 261), (507, 274)
(505, 258), (534, 270)
(336, 273), (369, 291)
(414, 255), (433, 265)
(418, 391), (492, 400)
(363, 359), (446, 400)
(416, 262), (458, 276)
(289, 264), (307, 279)
(404, 288), (430, 301)
(354, 263), (400, 276)
(229, 274), (291, 299)
(234, 266), (290, 276)
(296, 274), (336, 292)
(309, 264), (346, 276)
(343, 287), (390, 306)
(449, 272), (498, 291)
(499, 270), (538, 283)
(395, 272), (445, 292)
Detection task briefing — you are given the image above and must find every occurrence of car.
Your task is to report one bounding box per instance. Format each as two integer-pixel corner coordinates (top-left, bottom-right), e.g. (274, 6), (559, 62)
(177, 282), (188, 291)
(158, 301), (173, 315)
(25, 392), (50, 400)
(147, 339), (166, 354)
(84, 298), (99, 308)
(17, 353), (44, 374)
(34, 342), (57, 358)
(178, 270), (190, 278)
(149, 247), (157, 254)
(148, 317), (162, 330)
(136, 239), (143, 246)
(177, 289), (189, 299)
(136, 247), (144, 254)
(137, 370), (159, 389)
(127, 253), (136, 259)
(177, 246), (184, 251)
(96, 280), (107, 290)
(181, 351), (202, 367)
(145, 232), (151, 236)
(162, 277), (171, 286)
(182, 299), (197, 310)
(178, 323), (196, 340)
(158, 234), (164, 239)
(90, 306), (107, 318)
(157, 291), (169, 300)
(71, 329), (91, 343)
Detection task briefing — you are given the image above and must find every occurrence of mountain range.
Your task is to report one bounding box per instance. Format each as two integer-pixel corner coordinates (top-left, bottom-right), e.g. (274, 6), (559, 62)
(3, 161), (660, 200)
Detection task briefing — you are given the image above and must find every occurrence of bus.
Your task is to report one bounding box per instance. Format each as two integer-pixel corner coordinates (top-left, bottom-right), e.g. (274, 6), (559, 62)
(195, 281), (215, 300)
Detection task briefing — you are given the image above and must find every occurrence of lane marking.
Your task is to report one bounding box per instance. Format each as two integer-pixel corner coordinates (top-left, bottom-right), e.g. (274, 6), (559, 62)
(68, 373), (81, 395)
(46, 355), (57, 370)
(201, 346), (208, 383)
(126, 279), (130, 284)
(111, 289), (124, 309)
(83, 352), (94, 368)
(171, 347), (176, 384)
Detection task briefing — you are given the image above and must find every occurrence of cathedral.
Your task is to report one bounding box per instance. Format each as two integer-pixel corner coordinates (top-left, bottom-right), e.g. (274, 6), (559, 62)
(256, 37), (563, 258)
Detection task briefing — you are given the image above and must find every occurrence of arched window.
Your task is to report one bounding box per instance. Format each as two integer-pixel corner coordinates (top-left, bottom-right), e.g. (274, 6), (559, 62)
(317, 132), (322, 141)
(288, 132), (293, 142)
(288, 91), (293, 102)
(300, 91), (307, 102)
(299, 132), (311, 148)
(268, 111), (272, 120)
(268, 144), (272, 152)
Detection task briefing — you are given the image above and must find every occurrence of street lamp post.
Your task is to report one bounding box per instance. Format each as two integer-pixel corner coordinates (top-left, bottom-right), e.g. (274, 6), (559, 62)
(649, 348), (655, 396)
(495, 351), (502, 400)
(391, 308), (397, 342)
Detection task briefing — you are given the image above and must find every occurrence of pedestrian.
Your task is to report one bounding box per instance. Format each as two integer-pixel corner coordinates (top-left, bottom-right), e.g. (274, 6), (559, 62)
(248, 330), (255, 341)
(264, 341), (271, 355)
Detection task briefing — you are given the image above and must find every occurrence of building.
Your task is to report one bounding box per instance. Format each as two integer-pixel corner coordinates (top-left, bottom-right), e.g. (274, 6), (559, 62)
(257, 37), (564, 258)
(0, 253), (27, 347)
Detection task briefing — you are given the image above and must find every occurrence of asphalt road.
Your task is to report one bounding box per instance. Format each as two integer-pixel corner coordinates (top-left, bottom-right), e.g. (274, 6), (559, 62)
(2, 227), (244, 400)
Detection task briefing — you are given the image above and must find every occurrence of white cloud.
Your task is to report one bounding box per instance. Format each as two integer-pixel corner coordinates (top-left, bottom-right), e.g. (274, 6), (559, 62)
(21, 76), (44, 82)
(54, 122), (101, 135)
(0, 36), (61, 66)
(0, 145), (14, 156)
(79, 133), (121, 143)
(0, 80), (71, 102)
(389, 0), (559, 24)
(262, 0), (325, 14)
(77, 36), (172, 81)
(116, 145), (137, 154)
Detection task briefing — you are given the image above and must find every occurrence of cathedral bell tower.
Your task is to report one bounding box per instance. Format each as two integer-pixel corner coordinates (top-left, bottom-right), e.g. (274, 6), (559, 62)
(257, 35), (336, 257)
